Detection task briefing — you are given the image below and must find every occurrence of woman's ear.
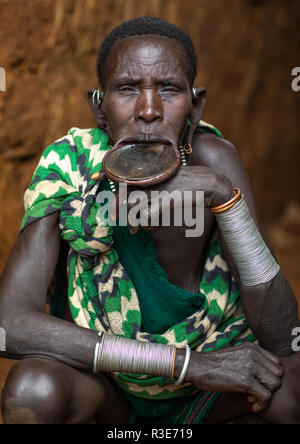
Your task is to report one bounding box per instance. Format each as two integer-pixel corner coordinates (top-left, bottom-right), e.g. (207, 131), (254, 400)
(186, 87), (207, 146)
(191, 87), (207, 123)
(87, 89), (107, 130)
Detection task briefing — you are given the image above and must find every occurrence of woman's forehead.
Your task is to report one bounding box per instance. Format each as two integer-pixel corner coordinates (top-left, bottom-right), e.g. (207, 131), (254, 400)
(102, 36), (189, 84)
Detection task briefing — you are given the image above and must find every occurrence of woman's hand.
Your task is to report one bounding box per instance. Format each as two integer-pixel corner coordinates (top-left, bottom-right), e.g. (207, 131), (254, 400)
(121, 165), (234, 228)
(181, 343), (284, 413)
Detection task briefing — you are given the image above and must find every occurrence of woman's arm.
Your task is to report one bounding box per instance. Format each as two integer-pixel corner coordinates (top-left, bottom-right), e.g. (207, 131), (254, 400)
(0, 213), (99, 368)
(193, 132), (300, 356)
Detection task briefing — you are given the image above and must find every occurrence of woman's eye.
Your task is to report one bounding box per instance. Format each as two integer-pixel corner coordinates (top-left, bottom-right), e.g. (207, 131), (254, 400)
(160, 86), (180, 94)
(118, 85), (137, 93)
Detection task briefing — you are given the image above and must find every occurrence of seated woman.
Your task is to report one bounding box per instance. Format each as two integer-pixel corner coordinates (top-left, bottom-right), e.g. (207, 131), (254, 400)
(0, 17), (299, 424)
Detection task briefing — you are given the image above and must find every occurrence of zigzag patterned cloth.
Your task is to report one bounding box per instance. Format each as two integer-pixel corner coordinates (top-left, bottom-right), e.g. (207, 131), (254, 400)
(21, 126), (255, 401)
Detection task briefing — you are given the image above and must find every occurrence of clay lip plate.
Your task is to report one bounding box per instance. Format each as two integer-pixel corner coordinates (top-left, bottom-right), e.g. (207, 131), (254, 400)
(102, 138), (181, 187)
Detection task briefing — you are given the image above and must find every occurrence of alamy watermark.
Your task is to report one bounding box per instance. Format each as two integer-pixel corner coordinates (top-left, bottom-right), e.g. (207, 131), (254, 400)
(0, 67), (6, 92)
(291, 67), (300, 92)
(292, 327), (300, 352)
(0, 327), (6, 352)
(96, 183), (204, 238)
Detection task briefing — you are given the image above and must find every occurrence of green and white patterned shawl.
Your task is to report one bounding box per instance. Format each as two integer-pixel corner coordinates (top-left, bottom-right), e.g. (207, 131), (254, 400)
(21, 126), (255, 400)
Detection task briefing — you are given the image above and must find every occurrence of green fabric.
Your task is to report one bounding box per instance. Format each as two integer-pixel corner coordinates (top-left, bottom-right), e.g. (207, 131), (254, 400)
(21, 125), (255, 409)
(112, 189), (218, 420)
(48, 120), (223, 324)
(132, 391), (222, 424)
(49, 271), (67, 319)
(113, 225), (208, 335)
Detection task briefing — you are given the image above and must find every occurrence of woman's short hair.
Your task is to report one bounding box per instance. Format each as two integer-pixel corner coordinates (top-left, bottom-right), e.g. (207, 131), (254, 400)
(97, 16), (198, 87)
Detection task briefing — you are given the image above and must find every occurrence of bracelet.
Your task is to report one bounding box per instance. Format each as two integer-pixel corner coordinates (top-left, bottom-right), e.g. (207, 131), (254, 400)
(93, 333), (175, 377)
(214, 195), (280, 286)
(93, 331), (104, 374)
(174, 345), (191, 386)
(210, 187), (242, 214)
(171, 347), (177, 379)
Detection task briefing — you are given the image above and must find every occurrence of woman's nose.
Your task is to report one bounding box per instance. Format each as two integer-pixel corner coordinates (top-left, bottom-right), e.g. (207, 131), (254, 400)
(135, 89), (163, 122)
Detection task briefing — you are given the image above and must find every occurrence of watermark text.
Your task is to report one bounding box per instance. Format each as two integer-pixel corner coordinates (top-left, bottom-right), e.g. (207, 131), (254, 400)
(96, 184), (205, 238)
(0, 67), (6, 92)
(291, 67), (300, 92)
(0, 327), (6, 352)
(292, 327), (300, 352)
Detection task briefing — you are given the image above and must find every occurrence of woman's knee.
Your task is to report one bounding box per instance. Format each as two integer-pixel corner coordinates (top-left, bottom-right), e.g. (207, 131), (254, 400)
(1, 358), (71, 424)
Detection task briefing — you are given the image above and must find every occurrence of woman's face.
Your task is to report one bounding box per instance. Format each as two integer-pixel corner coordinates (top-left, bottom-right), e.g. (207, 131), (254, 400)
(100, 35), (193, 147)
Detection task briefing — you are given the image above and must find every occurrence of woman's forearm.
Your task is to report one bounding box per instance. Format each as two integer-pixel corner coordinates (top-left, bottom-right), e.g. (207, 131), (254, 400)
(0, 310), (99, 369)
(1, 308), (186, 379)
(239, 271), (299, 356)
(213, 191), (299, 356)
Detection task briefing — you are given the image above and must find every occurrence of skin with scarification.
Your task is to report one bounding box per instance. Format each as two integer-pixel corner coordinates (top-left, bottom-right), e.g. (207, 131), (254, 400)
(0, 35), (299, 424)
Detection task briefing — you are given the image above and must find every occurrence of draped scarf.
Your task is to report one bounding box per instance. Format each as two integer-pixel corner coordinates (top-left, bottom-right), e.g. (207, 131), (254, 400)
(21, 125), (255, 400)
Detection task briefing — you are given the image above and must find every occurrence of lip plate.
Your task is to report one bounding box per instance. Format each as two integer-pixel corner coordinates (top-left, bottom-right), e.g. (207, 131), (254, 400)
(102, 138), (180, 187)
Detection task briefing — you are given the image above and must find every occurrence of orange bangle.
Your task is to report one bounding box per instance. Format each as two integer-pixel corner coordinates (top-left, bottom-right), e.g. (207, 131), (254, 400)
(211, 187), (242, 214)
(184, 144), (193, 155)
(171, 347), (177, 379)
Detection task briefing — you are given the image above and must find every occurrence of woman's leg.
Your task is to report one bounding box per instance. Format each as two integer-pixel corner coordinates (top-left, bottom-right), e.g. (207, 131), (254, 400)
(1, 357), (132, 424)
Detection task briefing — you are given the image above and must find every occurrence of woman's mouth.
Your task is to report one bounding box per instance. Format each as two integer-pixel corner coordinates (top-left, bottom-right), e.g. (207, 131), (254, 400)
(117, 134), (174, 147)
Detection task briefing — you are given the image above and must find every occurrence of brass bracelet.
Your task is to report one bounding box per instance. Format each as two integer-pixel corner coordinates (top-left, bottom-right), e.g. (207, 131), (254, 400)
(210, 187), (242, 214)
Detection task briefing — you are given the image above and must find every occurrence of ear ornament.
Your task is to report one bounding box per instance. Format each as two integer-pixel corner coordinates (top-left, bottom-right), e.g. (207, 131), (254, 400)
(92, 89), (102, 107)
(183, 144), (193, 155)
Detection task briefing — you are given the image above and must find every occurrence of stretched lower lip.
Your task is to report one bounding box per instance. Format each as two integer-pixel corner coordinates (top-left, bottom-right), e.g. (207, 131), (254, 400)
(117, 136), (173, 146)
(118, 141), (173, 149)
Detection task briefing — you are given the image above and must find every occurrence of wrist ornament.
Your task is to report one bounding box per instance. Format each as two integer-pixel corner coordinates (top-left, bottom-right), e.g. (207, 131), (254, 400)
(211, 187), (241, 214)
(211, 188), (280, 287)
(174, 345), (192, 386)
(93, 333), (176, 377)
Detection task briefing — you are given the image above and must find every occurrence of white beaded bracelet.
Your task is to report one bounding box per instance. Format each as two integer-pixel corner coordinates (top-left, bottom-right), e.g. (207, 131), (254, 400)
(174, 344), (191, 386)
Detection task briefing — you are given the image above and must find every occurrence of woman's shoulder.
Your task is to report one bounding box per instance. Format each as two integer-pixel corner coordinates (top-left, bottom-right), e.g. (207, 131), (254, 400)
(191, 127), (239, 171)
